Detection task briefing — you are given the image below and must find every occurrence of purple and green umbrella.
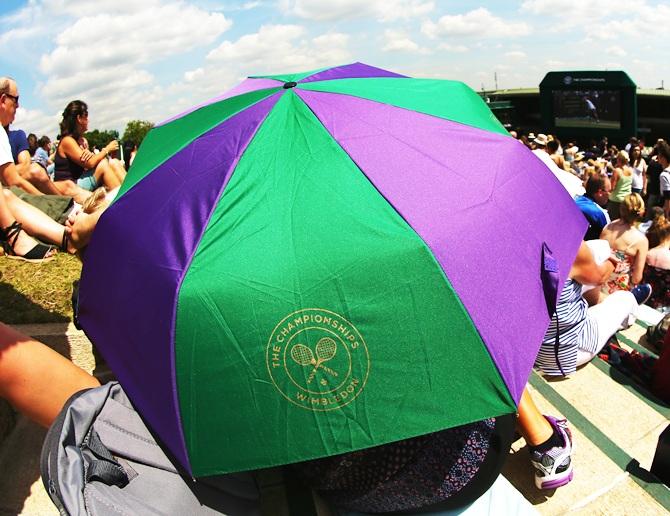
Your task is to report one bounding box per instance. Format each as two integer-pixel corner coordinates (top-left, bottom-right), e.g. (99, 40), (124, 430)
(78, 63), (586, 477)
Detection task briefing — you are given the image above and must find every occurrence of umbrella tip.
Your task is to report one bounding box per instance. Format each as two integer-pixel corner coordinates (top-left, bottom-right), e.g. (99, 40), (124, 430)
(283, 81), (297, 89)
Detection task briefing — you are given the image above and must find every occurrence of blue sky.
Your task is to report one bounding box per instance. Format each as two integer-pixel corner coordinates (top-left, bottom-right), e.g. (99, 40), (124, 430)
(1, 0), (668, 137)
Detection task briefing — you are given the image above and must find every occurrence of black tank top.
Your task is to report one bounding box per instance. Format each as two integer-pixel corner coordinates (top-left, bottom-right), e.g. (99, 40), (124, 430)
(54, 143), (86, 182)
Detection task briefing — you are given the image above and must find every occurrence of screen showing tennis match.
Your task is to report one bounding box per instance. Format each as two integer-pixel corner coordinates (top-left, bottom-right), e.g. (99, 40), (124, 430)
(552, 90), (621, 130)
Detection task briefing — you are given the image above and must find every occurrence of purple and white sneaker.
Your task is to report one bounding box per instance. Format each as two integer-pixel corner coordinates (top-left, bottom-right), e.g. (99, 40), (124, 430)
(530, 416), (574, 489)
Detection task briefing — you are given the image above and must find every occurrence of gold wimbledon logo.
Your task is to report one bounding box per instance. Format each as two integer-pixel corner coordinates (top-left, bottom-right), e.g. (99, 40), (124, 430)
(267, 308), (369, 411)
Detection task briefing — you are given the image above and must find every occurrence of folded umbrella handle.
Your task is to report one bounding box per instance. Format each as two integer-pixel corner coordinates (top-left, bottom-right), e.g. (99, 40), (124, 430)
(541, 242), (560, 318)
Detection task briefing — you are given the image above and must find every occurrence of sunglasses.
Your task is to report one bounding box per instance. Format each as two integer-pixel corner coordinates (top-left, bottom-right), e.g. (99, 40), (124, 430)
(3, 93), (19, 105)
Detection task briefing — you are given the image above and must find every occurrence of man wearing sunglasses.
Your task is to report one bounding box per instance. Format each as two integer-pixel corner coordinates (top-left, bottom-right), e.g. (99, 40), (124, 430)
(0, 78), (42, 195)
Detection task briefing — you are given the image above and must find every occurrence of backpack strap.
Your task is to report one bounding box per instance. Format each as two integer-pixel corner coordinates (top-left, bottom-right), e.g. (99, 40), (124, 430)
(41, 387), (96, 514)
(83, 428), (130, 488)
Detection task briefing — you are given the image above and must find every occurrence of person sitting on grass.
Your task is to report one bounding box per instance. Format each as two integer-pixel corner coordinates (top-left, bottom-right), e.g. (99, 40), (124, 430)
(8, 126), (69, 197)
(0, 187), (56, 263)
(63, 186), (116, 256)
(0, 87), (58, 262)
(54, 100), (125, 193)
(1, 188), (76, 256)
(31, 135), (51, 172)
(0, 77), (44, 196)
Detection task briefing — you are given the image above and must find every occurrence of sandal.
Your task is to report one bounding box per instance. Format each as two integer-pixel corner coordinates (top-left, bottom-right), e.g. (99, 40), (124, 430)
(61, 229), (70, 253)
(0, 220), (56, 263)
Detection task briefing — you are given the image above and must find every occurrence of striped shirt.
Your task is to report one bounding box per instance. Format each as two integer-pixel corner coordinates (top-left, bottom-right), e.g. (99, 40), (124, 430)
(535, 278), (598, 376)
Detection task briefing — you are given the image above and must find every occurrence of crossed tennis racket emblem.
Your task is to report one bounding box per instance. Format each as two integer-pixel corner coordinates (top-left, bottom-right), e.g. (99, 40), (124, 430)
(290, 337), (339, 384)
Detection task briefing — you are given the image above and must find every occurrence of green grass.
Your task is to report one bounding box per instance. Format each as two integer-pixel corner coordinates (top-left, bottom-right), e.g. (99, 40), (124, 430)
(0, 253), (82, 324)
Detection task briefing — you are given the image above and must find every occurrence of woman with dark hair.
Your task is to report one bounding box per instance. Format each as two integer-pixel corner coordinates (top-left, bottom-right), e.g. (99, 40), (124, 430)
(54, 100), (125, 192)
(122, 140), (138, 171)
(27, 133), (38, 156)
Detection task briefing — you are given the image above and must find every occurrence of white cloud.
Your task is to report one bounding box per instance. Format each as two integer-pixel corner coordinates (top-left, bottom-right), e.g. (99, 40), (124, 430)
(184, 68), (206, 83)
(280, 0), (434, 22)
(206, 24), (350, 71)
(522, 0), (670, 43)
(172, 24), (351, 106)
(437, 43), (469, 53)
(41, 0), (157, 17)
(19, 1), (233, 134)
(40, 4), (230, 75)
(382, 29), (429, 54)
(42, 66), (154, 106)
(505, 51), (526, 60)
(207, 24), (304, 62)
(606, 46), (627, 57)
(521, 0), (644, 18)
(0, 26), (42, 46)
(545, 59), (568, 68)
(13, 107), (59, 139)
(422, 8), (531, 39)
(311, 32), (352, 62)
(604, 61), (623, 70)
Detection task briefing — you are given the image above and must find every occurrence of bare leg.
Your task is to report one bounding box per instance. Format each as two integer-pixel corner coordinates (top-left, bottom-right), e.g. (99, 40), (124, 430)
(0, 323), (99, 427)
(53, 179), (91, 205)
(93, 160), (121, 190)
(0, 187), (56, 258)
(107, 158), (127, 184)
(22, 164), (64, 197)
(3, 189), (65, 246)
(516, 387), (553, 446)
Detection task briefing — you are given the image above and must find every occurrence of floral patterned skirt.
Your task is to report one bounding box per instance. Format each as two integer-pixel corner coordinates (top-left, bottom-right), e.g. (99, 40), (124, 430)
(291, 417), (509, 513)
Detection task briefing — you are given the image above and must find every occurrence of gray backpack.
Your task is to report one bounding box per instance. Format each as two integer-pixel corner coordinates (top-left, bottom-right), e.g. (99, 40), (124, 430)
(40, 382), (264, 515)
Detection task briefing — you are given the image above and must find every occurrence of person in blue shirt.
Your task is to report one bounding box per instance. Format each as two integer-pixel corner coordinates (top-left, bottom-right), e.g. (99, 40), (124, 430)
(7, 126), (83, 198)
(32, 135), (51, 171)
(575, 175), (611, 240)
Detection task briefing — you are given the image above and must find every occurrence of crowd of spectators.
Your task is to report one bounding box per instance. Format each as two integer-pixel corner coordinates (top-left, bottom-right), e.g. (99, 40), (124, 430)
(511, 130), (670, 312)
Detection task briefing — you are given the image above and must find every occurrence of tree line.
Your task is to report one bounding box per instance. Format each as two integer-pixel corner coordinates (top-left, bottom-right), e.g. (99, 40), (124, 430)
(84, 119), (154, 151)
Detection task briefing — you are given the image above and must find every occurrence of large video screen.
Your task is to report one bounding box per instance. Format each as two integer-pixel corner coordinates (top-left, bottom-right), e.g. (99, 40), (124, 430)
(552, 90), (621, 130)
